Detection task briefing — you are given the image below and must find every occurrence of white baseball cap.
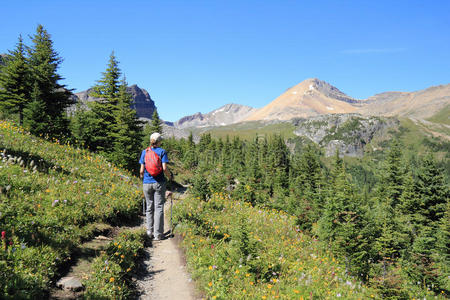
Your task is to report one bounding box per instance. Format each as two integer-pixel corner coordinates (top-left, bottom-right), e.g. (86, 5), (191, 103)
(150, 132), (162, 142)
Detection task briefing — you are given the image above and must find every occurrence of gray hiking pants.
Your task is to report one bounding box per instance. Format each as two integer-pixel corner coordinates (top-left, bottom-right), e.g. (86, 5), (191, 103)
(143, 181), (166, 238)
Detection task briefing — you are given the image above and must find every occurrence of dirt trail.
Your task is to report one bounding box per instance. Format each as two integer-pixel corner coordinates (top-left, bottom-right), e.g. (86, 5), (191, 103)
(136, 192), (199, 300)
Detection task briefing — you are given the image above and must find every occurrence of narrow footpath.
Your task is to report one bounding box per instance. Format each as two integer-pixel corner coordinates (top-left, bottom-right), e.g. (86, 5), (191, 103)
(136, 192), (199, 300)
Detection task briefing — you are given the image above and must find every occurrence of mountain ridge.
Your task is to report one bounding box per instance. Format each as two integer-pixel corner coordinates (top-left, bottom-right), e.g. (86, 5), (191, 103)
(174, 103), (257, 128)
(73, 84), (156, 119)
(241, 78), (450, 122)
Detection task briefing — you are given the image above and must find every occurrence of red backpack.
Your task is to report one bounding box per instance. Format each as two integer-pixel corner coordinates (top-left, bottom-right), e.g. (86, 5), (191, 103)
(144, 148), (163, 177)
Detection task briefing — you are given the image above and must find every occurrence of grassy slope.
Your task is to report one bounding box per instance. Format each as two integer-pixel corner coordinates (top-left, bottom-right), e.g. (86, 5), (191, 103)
(174, 193), (379, 299)
(0, 120), (143, 297)
(427, 104), (450, 126)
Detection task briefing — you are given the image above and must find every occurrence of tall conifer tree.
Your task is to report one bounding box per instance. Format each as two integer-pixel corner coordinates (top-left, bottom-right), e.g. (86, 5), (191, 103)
(0, 36), (31, 125)
(109, 77), (144, 170)
(150, 109), (163, 134)
(317, 152), (370, 277)
(23, 81), (47, 135)
(290, 145), (324, 229)
(86, 51), (122, 152)
(28, 24), (73, 138)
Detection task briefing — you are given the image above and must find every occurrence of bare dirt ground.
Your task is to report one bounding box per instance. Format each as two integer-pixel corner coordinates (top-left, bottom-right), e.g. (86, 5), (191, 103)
(135, 193), (200, 300)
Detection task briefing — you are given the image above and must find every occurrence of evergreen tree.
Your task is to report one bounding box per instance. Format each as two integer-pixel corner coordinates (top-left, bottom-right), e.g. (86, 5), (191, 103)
(28, 24), (73, 138)
(141, 123), (153, 148)
(378, 139), (405, 208)
(87, 51), (122, 152)
(397, 170), (422, 244)
(317, 151), (371, 278)
(416, 153), (448, 224)
(0, 36), (31, 125)
(150, 109), (163, 134)
(70, 102), (98, 149)
(406, 154), (449, 289)
(182, 132), (197, 169)
(220, 135), (232, 174)
(265, 135), (290, 198)
(372, 140), (409, 262)
(23, 81), (47, 135)
(109, 77), (144, 171)
(434, 201), (450, 292)
(290, 144), (324, 229)
(72, 52), (144, 172)
(243, 137), (262, 205)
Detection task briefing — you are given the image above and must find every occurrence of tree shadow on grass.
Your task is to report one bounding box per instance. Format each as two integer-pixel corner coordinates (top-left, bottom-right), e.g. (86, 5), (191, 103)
(3, 147), (72, 176)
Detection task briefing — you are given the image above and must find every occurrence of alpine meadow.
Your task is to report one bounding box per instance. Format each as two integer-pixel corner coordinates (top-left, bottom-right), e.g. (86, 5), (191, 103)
(1, 23), (449, 300)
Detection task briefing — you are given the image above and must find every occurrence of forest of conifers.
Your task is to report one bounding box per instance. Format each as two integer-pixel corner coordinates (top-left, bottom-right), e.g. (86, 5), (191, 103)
(161, 133), (449, 297)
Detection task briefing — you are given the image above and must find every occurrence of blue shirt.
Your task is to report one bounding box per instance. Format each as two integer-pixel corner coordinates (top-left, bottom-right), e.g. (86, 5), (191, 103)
(139, 147), (169, 183)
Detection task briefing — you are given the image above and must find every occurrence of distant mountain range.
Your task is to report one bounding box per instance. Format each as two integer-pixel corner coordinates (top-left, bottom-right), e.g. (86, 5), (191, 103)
(171, 78), (450, 128)
(358, 84), (450, 119)
(174, 103), (257, 128)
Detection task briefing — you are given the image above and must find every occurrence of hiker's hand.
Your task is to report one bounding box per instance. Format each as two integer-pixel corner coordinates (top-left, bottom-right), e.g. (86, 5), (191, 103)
(166, 191), (172, 198)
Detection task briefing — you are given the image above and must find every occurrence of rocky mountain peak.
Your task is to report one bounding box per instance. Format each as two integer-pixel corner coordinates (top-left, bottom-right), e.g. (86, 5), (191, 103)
(73, 84), (156, 119)
(174, 103), (257, 129)
(245, 78), (359, 121)
(296, 78), (358, 103)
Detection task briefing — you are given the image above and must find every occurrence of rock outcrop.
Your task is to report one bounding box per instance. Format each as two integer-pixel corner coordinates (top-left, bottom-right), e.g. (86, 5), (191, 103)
(293, 114), (399, 157)
(73, 84), (156, 119)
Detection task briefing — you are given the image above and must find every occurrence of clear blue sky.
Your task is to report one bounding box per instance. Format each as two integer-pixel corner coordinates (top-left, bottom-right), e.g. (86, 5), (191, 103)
(1, 0), (449, 122)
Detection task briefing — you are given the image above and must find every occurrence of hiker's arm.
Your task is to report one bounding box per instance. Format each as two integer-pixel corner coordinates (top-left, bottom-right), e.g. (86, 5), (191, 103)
(140, 164), (144, 178)
(163, 163), (172, 180)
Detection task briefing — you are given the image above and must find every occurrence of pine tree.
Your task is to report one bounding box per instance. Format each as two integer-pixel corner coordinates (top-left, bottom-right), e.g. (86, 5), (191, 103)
(265, 135), (289, 198)
(150, 109), (163, 134)
(243, 137), (262, 205)
(416, 153), (448, 224)
(317, 151), (371, 278)
(0, 35), (31, 125)
(290, 144), (324, 229)
(406, 154), (449, 290)
(87, 51), (122, 152)
(28, 24), (73, 138)
(372, 140), (410, 261)
(220, 135), (232, 174)
(397, 170), (423, 241)
(23, 81), (47, 135)
(141, 123), (153, 148)
(70, 103), (98, 149)
(378, 139), (405, 208)
(434, 201), (450, 292)
(182, 132), (197, 169)
(109, 77), (143, 171)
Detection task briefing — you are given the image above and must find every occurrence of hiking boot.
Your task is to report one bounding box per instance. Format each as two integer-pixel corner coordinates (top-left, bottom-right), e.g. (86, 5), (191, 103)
(153, 235), (165, 241)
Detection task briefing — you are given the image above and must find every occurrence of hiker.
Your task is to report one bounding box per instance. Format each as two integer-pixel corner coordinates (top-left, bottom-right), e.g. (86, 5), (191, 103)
(139, 132), (172, 240)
